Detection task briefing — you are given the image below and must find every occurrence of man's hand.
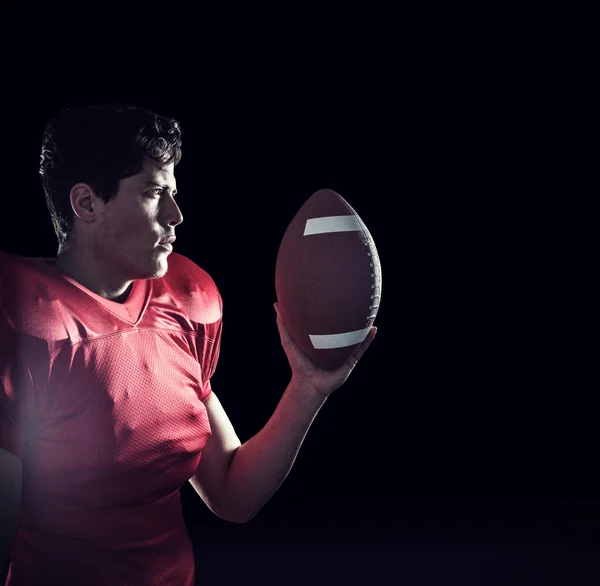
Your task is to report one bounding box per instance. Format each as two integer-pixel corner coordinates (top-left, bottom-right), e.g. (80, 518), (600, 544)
(274, 302), (377, 399)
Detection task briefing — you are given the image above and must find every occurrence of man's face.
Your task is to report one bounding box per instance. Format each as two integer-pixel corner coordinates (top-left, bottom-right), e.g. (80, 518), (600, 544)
(90, 157), (183, 281)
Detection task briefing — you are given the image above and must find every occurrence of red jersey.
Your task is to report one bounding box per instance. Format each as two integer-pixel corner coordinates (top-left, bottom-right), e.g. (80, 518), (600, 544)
(0, 250), (222, 586)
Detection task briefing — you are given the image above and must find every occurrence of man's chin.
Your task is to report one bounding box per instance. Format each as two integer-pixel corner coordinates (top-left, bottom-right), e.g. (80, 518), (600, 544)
(146, 256), (170, 280)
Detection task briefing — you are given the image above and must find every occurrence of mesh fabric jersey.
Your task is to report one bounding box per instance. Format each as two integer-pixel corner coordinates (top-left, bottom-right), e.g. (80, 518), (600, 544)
(0, 249), (222, 586)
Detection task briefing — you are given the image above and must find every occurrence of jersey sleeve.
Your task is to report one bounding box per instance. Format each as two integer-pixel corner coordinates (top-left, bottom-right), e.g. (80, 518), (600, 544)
(0, 303), (35, 459)
(198, 308), (222, 403)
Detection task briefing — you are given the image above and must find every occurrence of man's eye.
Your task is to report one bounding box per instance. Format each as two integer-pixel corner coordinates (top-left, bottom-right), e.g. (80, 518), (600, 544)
(147, 189), (177, 199)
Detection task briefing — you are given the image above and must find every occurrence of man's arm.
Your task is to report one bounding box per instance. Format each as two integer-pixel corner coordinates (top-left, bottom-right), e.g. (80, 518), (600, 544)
(1, 448), (23, 583)
(189, 304), (376, 524)
(189, 381), (327, 524)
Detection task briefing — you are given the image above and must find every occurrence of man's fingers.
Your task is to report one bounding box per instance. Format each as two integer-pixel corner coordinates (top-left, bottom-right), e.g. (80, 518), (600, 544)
(346, 326), (377, 367)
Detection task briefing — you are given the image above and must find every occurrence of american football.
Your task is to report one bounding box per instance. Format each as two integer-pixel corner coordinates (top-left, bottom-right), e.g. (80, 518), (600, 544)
(275, 189), (382, 370)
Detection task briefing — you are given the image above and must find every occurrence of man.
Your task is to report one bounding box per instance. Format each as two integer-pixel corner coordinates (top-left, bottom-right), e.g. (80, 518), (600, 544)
(0, 103), (376, 585)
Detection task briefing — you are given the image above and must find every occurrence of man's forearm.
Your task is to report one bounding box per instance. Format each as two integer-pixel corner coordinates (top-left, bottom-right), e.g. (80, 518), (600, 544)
(2, 557), (9, 585)
(219, 379), (328, 523)
(1, 522), (18, 584)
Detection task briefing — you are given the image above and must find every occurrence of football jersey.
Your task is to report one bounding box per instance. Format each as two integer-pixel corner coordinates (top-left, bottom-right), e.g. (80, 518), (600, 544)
(0, 249), (222, 586)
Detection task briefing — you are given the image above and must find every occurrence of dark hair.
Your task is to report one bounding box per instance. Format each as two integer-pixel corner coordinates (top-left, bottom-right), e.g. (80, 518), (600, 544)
(39, 103), (182, 246)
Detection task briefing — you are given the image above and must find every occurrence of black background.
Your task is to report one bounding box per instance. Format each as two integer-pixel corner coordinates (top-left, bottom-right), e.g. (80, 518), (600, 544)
(1, 2), (598, 584)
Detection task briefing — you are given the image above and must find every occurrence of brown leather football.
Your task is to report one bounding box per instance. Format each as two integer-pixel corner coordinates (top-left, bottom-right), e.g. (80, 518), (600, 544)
(275, 189), (382, 370)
